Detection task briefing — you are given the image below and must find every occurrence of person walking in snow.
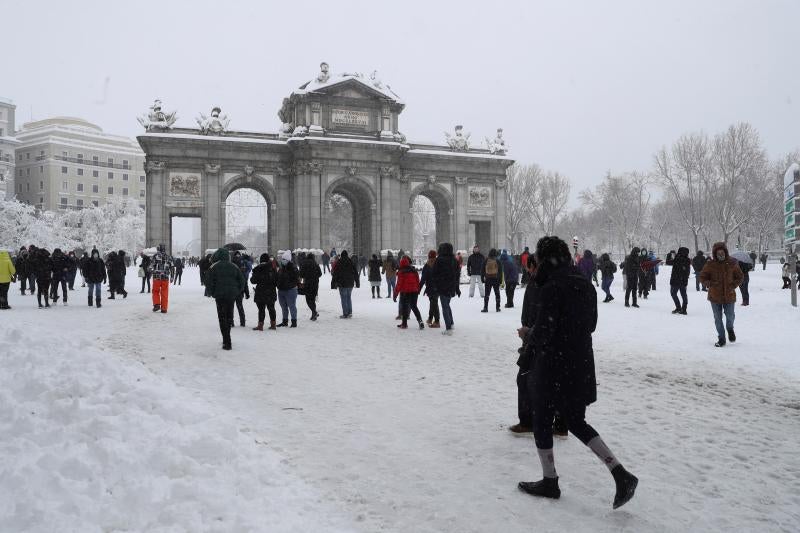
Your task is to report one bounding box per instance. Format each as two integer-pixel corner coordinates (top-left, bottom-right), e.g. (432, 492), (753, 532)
(139, 251), (152, 293)
(382, 251), (398, 306)
(500, 249), (519, 308)
(467, 245), (486, 298)
(66, 251), (78, 291)
(50, 248), (70, 305)
(299, 252), (322, 321)
(206, 248), (246, 351)
(368, 254), (383, 298)
(151, 244), (172, 313)
(33, 248), (53, 309)
(78, 251), (89, 288)
(231, 251), (248, 328)
(321, 251), (331, 274)
(173, 257), (184, 285)
(0, 249), (17, 310)
(699, 242), (744, 347)
(84, 249), (107, 308)
(517, 236), (638, 509)
(781, 261), (791, 289)
(394, 255), (425, 329)
(14, 247), (30, 296)
(760, 253), (768, 271)
(419, 250), (440, 328)
(276, 251), (300, 327)
(669, 247), (691, 314)
(692, 251), (708, 292)
(482, 248), (503, 313)
(520, 246), (531, 287)
(332, 249), (359, 319)
(598, 253), (617, 302)
(737, 258), (752, 306)
(577, 249), (595, 283)
(510, 254), (538, 434)
(250, 253), (278, 331)
(431, 242), (460, 335)
(622, 247), (641, 308)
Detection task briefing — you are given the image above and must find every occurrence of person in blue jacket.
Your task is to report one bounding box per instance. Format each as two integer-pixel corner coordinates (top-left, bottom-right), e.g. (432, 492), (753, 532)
(500, 249), (520, 308)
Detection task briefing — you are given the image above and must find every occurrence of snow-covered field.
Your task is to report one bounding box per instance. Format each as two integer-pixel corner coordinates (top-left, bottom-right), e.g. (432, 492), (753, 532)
(1, 264), (798, 532)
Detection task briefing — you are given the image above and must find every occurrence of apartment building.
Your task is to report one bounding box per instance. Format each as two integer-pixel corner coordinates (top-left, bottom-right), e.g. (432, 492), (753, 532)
(13, 116), (146, 211)
(0, 97), (19, 199)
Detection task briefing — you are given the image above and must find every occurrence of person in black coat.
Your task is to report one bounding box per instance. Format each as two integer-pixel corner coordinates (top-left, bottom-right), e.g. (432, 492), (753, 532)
(418, 250), (440, 327)
(139, 252), (152, 293)
(669, 247), (691, 314)
(299, 253), (322, 320)
(431, 242), (460, 334)
(15, 247), (30, 295)
(250, 253), (278, 330)
(50, 248), (70, 304)
(517, 236), (638, 509)
(331, 250), (359, 318)
(231, 252), (248, 327)
(597, 253), (617, 303)
(33, 248), (53, 308)
(622, 247), (640, 308)
(276, 251), (300, 327)
(692, 251), (708, 292)
(368, 254), (383, 298)
(84, 249), (107, 308)
(78, 251), (89, 288)
(66, 251), (78, 290)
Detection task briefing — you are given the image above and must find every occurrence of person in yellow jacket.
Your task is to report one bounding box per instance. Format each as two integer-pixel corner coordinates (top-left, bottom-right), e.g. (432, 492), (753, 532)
(0, 249), (17, 310)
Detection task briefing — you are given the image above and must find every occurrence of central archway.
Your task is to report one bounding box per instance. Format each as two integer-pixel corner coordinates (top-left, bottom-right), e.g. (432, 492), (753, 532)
(220, 174), (277, 255)
(409, 182), (453, 256)
(324, 176), (376, 257)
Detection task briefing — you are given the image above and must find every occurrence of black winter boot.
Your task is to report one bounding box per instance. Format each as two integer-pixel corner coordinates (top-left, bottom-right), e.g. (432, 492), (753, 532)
(518, 477), (561, 499)
(290, 319), (297, 328)
(88, 297), (93, 307)
(727, 329), (736, 342)
(715, 336), (726, 347)
(277, 319), (288, 327)
(611, 465), (638, 509)
(96, 298), (101, 308)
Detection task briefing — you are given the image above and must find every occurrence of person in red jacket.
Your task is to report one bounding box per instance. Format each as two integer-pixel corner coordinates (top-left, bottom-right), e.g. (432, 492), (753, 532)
(394, 256), (425, 329)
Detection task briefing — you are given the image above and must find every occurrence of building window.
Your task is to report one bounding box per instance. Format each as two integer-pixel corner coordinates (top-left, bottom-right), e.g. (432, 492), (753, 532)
(77, 183), (84, 192)
(139, 175), (145, 183)
(0, 128), (3, 136)
(61, 166), (67, 174)
(62, 151), (68, 158)
(93, 170), (99, 178)
(139, 204), (146, 210)
(38, 196), (42, 204)
(39, 181), (43, 190)
(108, 186), (114, 194)
(77, 168), (84, 176)
(92, 155), (99, 165)
(18, 169), (22, 177)
(26, 152), (30, 160)
(62, 181), (68, 191)
(26, 168), (30, 177)
(26, 183), (30, 192)
(123, 159), (129, 169)
(60, 197), (68, 207)
(40, 166), (43, 173)
(108, 172), (113, 179)
(77, 153), (83, 162)
(139, 190), (145, 198)
(92, 184), (99, 193)
(92, 200), (98, 207)
(123, 173), (129, 181)
(76, 199), (84, 207)
(122, 187), (129, 196)
(18, 183), (22, 192)
(107, 157), (114, 166)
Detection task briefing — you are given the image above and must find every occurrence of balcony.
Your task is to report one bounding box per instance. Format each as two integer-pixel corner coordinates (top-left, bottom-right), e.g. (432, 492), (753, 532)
(55, 155), (133, 170)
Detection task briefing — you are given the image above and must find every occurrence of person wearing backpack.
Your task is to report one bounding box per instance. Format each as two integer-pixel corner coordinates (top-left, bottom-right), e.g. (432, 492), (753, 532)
(481, 248), (503, 313)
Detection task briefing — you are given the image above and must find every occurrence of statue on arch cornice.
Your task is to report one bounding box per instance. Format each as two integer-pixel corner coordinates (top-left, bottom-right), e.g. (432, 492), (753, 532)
(196, 106), (230, 135)
(445, 125), (470, 152)
(137, 99), (177, 131)
(486, 128), (508, 155)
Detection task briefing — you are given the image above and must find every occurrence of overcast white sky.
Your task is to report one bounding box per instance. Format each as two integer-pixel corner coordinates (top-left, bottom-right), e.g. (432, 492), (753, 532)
(5, 0), (800, 200)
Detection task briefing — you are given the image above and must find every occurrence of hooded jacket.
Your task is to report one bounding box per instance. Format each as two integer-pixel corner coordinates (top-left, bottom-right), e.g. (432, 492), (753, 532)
(33, 249), (53, 282)
(698, 242), (744, 304)
(0, 250), (16, 283)
(598, 253), (617, 279)
(692, 251), (707, 273)
(432, 242), (459, 297)
(51, 249), (69, 282)
(332, 251), (359, 289)
(577, 249), (595, 280)
(622, 247), (641, 282)
(84, 251), (107, 284)
(250, 256), (277, 303)
(394, 256), (420, 296)
(669, 247), (691, 287)
(499, 250), (519, 284)
(368, 256), (382, 282)
(207, 248), (246, 301)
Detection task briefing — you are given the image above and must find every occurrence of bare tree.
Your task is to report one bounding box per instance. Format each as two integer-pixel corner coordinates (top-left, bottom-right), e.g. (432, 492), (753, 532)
(531, 171), (571, 236)
(580, 171), (651, 251)
(411, 195), (436, 258)
(653, 132), (712, 252)
(505, 163), (542, 250)
(707, 123), (769, 244)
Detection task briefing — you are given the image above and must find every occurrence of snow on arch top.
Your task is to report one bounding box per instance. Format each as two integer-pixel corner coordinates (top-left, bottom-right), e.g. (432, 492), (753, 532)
(295, 70), (404, 105)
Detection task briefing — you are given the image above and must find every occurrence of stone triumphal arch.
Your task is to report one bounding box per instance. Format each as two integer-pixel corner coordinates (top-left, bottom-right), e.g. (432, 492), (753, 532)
(137, 64), (514, 255)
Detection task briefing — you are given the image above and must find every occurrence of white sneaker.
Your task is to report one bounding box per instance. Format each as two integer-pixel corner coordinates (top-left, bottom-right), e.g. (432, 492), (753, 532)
(442, 329), (454, 336)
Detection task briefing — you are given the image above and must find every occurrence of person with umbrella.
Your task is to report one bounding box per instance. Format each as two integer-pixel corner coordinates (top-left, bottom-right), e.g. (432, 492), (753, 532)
(731, 251), (754, 306)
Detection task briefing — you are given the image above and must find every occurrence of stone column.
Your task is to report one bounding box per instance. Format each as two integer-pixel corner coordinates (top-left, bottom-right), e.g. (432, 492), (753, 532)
(203, 163), (221, 254)
(275, 165), (292, 251)
(454, 176), (469, 251)
(145, 160), (167, 249)
(379, 166), (398, 250)
(494, 177), (509, 249)
(292, 161), (322, 249)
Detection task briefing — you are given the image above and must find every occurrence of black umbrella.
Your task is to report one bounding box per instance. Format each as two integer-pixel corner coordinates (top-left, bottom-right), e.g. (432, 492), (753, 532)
(224, 242), (248, 251)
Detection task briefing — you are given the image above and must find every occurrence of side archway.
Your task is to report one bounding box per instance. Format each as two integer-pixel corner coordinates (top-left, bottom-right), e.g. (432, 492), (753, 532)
(409, 181), (454, 253)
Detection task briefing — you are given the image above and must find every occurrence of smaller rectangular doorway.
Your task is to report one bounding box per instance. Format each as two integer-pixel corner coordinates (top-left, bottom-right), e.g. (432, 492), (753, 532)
(170, 216), (202, 258)
(469, 221), (492, 251)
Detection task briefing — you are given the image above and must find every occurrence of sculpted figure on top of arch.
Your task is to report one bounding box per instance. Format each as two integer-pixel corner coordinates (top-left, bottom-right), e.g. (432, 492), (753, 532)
(138, 99), (177, 131)
(196, 107), (230, 135)
(486, 128), (508, 156)
(445, 125), (470, 152)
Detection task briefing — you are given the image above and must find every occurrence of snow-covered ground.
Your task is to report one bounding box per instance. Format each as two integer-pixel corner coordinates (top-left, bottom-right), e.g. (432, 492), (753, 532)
(1, 264), (798, 532)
